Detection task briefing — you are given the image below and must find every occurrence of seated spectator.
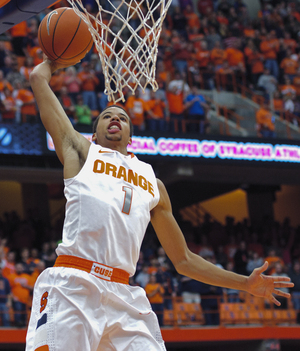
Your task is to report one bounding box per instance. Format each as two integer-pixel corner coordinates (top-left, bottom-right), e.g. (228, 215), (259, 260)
(0, 263), (12, 327)
(145, 274), (165, 326)
(74, 95), (92, 127)
(280, 50), (299, 82)
(256, 101), (276, 138)
(184, 85), (209, 134)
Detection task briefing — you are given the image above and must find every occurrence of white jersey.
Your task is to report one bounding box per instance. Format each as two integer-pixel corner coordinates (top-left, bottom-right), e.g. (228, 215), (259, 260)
(56, 143), (160, 276)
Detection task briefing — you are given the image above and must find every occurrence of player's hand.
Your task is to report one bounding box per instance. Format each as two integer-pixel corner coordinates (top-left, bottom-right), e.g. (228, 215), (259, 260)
(42, 54), (80, 73)
(246, 261), (294, 306)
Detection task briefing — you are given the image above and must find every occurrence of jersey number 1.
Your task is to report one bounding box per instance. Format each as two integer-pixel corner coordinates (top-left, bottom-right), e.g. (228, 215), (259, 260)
(122, 186), (133, 215)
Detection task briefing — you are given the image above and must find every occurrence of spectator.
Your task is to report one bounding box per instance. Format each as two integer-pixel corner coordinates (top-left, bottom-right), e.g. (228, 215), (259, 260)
(74, 94), (93, 127)
(58, 86), (75, 124)
(147, 90), (168, 132)
(125, 90), (149, 133)
(197, 0), (214, 17)
(0, 70), (13, 94)
(260, 31), (280, 79)
(225, 41), (246, 73)
(2, 251), (16, 279)
(8, 21), (28, 57)
(13, 80), (37, 123)
(77, 61), (99, 111)
(233, 241), (249, 276)
(19, 248), (31, 274)
(248, 47), (265, 87)
(217, 0), (231, 16)
(0, 86), (17, 123)
(184, 85), (209, 134)
(257, 68), (278, 100)
(145, 274), (165, 326)
(281, 76), (297, 99)
(205, 26), (222, 51)
(19, 56), (35, 82)
(8, 263), (33, 327)
(246, 251), (264, 275)
(265, 248), (285, 275)
(256, 101), (276, 138)
(288, 261), (300, 323)
(135, 265), (150, 288)
(0, 264), (12, 327)
(280, 50), (299, 82)
(167, 75), (186, 133)
(210, 41), (227, 70)
(156, 263), (176, 310)
(64, 66), (81, 104)
(180, 275), (202, 304)
(49, 69), (65, 96)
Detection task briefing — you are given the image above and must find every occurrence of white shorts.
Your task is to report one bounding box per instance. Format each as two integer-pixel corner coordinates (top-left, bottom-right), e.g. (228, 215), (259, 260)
(26, 267), (166, 351)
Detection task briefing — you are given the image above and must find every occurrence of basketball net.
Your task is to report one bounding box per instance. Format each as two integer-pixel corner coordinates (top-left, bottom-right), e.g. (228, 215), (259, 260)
(67, 0), (172, 103)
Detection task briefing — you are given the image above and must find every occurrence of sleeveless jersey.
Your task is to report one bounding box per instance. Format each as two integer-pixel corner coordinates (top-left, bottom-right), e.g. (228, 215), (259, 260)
(56, 143), (160, 276)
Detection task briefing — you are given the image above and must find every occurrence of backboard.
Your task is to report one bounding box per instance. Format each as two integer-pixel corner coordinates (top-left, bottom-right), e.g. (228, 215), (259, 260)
(0, 0), (57, 34)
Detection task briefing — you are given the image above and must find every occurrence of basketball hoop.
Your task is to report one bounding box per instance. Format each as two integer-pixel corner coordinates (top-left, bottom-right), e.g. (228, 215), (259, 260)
(67, 0), (172, 103)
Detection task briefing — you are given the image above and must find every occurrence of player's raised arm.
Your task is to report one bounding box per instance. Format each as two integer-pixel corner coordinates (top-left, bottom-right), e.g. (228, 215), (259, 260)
(29, 58), (90, 168)
(151, 179), (294, 306)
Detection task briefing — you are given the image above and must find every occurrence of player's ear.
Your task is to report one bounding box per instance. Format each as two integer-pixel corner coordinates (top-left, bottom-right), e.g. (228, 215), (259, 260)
(128, 137), (132, 145)
(92, 133), (97, 143)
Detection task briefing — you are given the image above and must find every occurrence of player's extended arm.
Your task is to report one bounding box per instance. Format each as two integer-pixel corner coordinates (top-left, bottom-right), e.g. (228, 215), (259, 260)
(151, 179), (294, 306)
(29, 58), (90, 170)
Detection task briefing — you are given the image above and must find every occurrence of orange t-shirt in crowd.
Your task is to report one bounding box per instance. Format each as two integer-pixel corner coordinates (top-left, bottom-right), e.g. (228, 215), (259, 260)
(50, 71), (65, 93)
(211, 48), (227, 66)
(28, 46), (43, 66)
(9, 21), (27, 37)
(8, 273), (34, 304)
(147, 99), (166, 119)
(196, 50), (211, 68)
(2, 262), (15, 279)
(15, 89), (37, 116)
(145, 283), (165, 304)
(77, 71), (99, 91)
(0, 80), (13, 93)
(244, 28), (255, 38)
(260, 39), (279, 60)
(225, 47), (245, 67)
(293, 76), (300, 95)
(125, 96), (148, 126)
(280, 58), (299, 75)
(185, 12), (201, 30)
(256, 108), (275, 131)
(166, 91), (184, 114)
(284, 39), (297, 53)
(248, 52), (264, 74)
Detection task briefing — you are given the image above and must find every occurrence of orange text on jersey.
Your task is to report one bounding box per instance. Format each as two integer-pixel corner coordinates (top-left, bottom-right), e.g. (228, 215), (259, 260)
(93, 160), (155, 197)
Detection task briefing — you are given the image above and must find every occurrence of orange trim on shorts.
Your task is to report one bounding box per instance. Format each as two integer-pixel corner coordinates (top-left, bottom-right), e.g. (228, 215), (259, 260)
(54, 255), (129, 284)
(35, 346), (49, 351)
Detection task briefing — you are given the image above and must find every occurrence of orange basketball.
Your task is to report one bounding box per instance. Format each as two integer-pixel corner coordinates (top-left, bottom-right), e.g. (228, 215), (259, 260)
(38, 7), (93, 65)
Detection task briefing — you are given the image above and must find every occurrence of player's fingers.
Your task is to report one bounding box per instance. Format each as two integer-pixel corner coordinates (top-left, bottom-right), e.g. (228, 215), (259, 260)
(271, 276), (292, 282)
(273, 289), (291, 298)
(271, 295), (281, 306)
(274, 281), (294, 288)
(254, 261), (269, 275)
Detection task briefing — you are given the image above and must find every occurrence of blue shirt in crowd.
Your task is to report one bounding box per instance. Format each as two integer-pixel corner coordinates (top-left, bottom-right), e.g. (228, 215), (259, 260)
(185, 94), (206, 115)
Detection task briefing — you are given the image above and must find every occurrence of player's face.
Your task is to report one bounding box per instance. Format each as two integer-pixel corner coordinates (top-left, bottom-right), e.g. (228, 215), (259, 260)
(92, 107), (132, 148)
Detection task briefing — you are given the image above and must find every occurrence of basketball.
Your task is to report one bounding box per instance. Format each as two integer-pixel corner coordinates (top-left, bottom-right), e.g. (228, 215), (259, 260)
(38, 7), (93, 65)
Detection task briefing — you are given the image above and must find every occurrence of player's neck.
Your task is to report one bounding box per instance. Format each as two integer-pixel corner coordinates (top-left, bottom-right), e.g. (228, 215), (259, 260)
(100, 142), (128, 156)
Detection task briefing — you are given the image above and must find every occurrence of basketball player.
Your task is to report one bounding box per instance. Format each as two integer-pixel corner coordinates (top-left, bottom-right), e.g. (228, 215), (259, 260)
(25, 57), (294, 351)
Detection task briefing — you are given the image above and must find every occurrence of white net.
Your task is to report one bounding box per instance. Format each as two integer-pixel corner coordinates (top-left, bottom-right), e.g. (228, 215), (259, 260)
(67, 0), (172, 103)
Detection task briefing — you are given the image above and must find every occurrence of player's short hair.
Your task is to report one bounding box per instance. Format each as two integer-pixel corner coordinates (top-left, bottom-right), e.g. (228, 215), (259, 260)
(93, 105), (133, 137)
